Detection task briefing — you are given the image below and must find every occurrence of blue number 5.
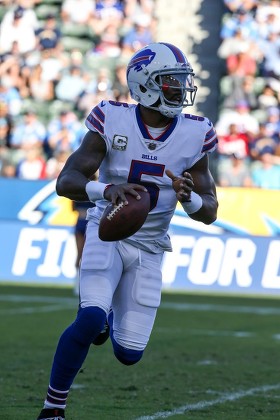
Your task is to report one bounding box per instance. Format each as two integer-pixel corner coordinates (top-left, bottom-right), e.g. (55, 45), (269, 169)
(128, 160), (165, 210)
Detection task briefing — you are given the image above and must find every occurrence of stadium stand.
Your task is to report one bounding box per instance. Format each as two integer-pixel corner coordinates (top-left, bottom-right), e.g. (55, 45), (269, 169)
(0, 0), (279, 187)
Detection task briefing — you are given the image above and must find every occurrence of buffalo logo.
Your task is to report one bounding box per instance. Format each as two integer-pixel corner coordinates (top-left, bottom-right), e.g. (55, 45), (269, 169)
(127, 49), (156, 74)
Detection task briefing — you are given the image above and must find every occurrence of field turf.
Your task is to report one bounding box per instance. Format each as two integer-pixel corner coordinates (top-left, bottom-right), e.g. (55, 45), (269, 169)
(1, 284), (280, 420)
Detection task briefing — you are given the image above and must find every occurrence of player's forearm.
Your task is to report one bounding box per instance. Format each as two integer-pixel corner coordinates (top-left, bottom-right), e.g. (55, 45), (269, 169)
(186, 193), (218, 225)
(56, 170), (90, 201)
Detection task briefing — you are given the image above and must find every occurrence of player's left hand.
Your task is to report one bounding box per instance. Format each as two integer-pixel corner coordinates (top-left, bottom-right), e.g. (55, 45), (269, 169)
(166, 169), (194, 202)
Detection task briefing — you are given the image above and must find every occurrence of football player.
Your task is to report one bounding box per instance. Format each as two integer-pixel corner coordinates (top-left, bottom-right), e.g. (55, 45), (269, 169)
(37, 42), (218, 420)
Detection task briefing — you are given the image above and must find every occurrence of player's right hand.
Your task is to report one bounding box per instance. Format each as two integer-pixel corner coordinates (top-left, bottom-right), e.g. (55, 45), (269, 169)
(104, 183), (147, 205)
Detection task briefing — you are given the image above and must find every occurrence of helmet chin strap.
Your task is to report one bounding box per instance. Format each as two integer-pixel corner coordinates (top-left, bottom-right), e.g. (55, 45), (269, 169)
(158, 104), (183, 118)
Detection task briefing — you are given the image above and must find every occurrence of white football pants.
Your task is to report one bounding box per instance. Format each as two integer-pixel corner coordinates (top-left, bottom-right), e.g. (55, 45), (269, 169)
(79, 220), (163, 351)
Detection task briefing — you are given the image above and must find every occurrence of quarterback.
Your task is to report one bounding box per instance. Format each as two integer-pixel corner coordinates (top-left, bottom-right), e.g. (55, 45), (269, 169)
(37, 42), (218, 420)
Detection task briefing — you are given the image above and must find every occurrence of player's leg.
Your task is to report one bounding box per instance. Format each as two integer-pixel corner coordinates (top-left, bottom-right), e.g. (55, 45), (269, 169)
(73, 221), (86, 296)
(39, 221), (123, 413)
(110, 242), (163, 365)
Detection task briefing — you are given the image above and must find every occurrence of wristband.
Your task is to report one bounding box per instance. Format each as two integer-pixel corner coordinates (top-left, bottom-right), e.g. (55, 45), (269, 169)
(104, 183), (114, 193)
(181, 191), (203, 214)
(85, 181), (108, 202)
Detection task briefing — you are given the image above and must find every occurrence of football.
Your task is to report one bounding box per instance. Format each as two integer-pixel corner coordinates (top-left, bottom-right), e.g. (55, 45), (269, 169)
(98, 190), (150, 241)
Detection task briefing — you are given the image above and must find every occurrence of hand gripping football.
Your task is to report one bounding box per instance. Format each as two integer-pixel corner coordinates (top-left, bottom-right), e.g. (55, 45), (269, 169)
(98, 190), (150, 241)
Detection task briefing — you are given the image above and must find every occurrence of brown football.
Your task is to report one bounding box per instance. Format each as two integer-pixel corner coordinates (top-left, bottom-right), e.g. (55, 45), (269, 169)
(98, 190), (150, 241)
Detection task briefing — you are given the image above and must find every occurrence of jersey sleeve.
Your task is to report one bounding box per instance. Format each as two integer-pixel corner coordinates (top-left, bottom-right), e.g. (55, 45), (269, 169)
(201, 119), (218, 154)
(85, 101), (106, 137)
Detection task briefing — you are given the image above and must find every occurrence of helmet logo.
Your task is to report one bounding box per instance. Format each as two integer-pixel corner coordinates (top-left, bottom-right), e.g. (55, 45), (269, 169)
(127, 49), (156, 74)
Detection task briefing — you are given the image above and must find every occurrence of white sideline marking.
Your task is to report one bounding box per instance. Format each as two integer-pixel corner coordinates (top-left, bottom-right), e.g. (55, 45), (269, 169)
(161, 302), (280, 315)
(0, 305), (75, 315)
(1, 295), (280, 315)
(135, 383), (280, 420)
(155, 327), (255, 338)
(0, 295), (76, 304)
(0, 294), (77, 314)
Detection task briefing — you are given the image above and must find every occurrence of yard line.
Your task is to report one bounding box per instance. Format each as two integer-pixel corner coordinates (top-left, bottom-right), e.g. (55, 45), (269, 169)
(1, 295), (280, 315)
(0, 294), (76, 304)
(155, 327), (255, 338)
(161, 301), (280, 315)
(135, 383), (280, 420)
(0, 305), (75, 315)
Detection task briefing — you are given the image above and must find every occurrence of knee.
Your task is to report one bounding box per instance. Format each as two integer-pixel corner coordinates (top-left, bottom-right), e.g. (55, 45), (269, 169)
(112, 336), (144, 366)
(73, 306), (107, 344)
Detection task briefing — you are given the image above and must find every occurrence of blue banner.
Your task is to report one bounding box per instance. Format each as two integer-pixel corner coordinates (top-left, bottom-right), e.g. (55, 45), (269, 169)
(0, 179), (279, 294)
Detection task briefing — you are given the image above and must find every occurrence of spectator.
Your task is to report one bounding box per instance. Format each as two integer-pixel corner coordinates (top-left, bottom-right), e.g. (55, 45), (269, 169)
(0, 161), (17, 177)
(258, 32), (280, 79)
(68, 48), (84, 68)
(257, 84), (279, 110)
(1, 2), (38, 32)
(220, 9), (259, 40)
(28, 63), (55, 102)
(46, 150), (71, 179)
(0, 56), (22, 91)
(216, 100), (259, 138)
(223, 0), (258, 14)
(218, 153), (253, 187)
(93, 0), (124, 35)
(77, 67), (113, 115)
(46, 110), (84, 156)
(0, 117), (14, 177)
(251, 147), (280, 189)
(112, 62), (130, 101)
(124, 0), (155, 21)
(55, 65), (88, 103)
(121, 13), (154, 55)
(0, 6), (37, 54)
(10, 110), (46, 158)
(226, 42), (258, 78)
(0, 80), (22, 117)
(61, 0), (95, 24)
(16, 145), (47, 180)
(217, 122), (251, 159)
(93, 22), (121, 57)
(40, 47), (66, 85)
(221, 75), (258, 110)
(218, 28), (253, 60)
(264, 107), (280, 141)
(0, 100), (13, 146)
(249, 123), (279, 161)
(257, 12), (280, 40)
(255, 0), (280, 32)
(35, 14), (62, 51)
(0, 117), (10, 149)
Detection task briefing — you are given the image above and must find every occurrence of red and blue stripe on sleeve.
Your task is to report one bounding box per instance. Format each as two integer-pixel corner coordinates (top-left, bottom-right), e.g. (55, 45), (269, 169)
(202, 125), (218, 153)
(86, 105), (105, 135)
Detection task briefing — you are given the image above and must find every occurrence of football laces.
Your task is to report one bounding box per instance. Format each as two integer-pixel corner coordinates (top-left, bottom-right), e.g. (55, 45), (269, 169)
(106, 202), (125, 221)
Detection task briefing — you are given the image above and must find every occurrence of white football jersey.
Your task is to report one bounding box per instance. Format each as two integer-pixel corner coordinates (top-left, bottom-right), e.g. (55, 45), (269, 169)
(85, 100), (217, 252)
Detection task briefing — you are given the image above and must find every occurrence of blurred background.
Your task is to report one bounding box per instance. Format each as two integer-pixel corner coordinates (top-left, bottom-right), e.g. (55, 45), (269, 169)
(0, 0), (279, 294)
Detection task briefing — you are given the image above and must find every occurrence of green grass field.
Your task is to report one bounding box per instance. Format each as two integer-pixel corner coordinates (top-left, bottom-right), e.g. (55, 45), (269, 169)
(1, 284), (280, 420)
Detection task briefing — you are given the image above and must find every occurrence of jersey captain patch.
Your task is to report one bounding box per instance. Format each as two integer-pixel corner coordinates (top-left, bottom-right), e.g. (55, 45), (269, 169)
(112, 135), (128, 151)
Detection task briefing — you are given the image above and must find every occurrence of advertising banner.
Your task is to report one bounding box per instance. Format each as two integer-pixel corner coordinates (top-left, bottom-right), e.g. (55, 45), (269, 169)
(0, 179), (279, 294)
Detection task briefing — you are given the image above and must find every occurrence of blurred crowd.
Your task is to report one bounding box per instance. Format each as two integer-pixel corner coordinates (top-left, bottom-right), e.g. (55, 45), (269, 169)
(216, 0), (280, 189)
(0, 0), (279, 189)
(0, 0), (156, 179)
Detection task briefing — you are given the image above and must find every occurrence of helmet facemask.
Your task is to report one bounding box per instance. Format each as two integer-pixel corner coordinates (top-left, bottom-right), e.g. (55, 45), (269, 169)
(141, 67), (197, 118)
